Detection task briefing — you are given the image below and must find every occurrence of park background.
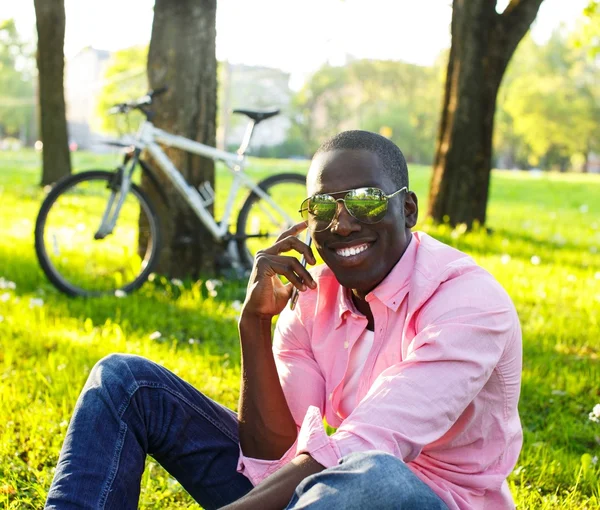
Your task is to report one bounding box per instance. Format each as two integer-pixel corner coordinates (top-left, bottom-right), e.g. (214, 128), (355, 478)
(1, 0), (599, 508)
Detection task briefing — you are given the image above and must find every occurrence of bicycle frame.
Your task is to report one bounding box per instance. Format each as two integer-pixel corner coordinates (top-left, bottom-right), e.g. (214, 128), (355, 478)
(100, 119), (301, 243)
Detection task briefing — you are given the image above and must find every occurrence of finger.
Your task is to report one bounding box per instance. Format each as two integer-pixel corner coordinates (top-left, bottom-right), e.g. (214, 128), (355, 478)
(269, 258), (308, 290)
(263, 233), (316, 264)
(288, 257), (317, 289)
(275, 221), (307, 243)
(261, 255), (316, 291)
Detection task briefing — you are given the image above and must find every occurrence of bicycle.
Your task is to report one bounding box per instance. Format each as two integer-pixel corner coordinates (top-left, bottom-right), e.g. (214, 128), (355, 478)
(34, 88), (307, 297)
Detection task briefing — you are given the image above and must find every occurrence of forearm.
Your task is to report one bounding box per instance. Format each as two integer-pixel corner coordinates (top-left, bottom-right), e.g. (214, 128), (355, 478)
(238, 312), (298, 459)
(222, 454), (325, 510)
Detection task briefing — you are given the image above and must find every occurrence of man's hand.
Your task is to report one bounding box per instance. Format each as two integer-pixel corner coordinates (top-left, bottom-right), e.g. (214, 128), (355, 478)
(242, 222), (316, 319)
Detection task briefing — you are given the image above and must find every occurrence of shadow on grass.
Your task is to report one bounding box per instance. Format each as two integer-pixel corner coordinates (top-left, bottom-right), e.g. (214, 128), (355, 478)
(0, 244), (247, 359)
(428, 226), (598, 270)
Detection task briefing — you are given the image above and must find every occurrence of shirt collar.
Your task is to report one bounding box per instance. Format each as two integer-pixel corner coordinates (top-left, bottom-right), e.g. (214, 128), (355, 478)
(333, 233), (418, 327)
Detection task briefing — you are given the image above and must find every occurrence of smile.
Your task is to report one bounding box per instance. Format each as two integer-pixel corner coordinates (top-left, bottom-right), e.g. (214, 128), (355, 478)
(335, 243), (371, 258)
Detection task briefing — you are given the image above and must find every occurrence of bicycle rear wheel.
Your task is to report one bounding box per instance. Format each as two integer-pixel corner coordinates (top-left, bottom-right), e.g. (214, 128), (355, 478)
(236, 173), (306, 269)
(35, 170), (161, 297)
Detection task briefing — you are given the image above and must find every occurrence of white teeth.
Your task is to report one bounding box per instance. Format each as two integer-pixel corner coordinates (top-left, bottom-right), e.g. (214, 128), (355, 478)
(336, 243), (369, 257)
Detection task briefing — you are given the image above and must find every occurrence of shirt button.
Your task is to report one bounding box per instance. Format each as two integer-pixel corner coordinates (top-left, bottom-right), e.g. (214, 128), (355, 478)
(344, 341), (349, 349)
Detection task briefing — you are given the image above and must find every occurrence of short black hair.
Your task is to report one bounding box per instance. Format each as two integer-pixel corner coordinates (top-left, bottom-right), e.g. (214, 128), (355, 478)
(314, 130), (409, 190)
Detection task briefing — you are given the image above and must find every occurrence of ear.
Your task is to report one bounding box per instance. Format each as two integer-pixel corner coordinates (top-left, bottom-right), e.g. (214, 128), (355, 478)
(404, 192), (418, 228)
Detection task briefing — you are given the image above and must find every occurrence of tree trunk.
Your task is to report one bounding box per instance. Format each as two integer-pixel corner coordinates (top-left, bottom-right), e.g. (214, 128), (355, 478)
(33, 0), (71, 186)
(428, 0), (544, 227)
(146, 0), (219, 278)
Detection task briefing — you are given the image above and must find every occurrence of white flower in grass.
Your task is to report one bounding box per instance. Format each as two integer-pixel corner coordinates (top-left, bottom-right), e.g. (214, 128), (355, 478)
(566, 275), (577, 282)
(580, 204), (589, 213)
(513, 465), (525, 476)
(592, 456), (598, 465)
(589, 404), (600, 423)
(0, 293), (10, 302)
(205, 279), (222, 292)
(149, 331), (162, 340)
(114, 290), (127, 298)
(0, 315), (4, 322)
(171, 278), (183, 287)
(29, 298), (44, 308)
(0, 278), (16, 290)
(595, 272), (600, 280)
(188, 338), (197, 345)
(500, 254), (511, 265)
(590, 246), (598, 254)
(530, 255), (541, 266)
(231, 300), (243, 312)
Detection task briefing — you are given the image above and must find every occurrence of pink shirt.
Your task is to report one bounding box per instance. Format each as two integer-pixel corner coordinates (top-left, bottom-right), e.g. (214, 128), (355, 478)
(238, 232), (523, 510)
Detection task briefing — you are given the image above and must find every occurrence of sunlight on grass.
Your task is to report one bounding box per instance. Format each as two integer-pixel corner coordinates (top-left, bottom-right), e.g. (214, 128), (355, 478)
(0, 150), (599, 508)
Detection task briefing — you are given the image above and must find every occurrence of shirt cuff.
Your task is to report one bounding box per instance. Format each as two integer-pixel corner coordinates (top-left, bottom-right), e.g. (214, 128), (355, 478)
(237, 439), (297, 486)
(237, 406), (342, 485)
(296, 405), (342, 469)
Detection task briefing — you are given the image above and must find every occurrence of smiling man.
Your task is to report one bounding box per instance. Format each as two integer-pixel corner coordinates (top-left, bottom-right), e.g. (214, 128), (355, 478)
(46, 131), (522, 510)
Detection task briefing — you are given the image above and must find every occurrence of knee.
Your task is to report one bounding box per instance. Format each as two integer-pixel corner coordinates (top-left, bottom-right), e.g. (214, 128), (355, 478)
(340, 450), (404, 474)
(86, 353), (152, 392)
(339, 451), (434, 506)
(340, 451), (415, 498)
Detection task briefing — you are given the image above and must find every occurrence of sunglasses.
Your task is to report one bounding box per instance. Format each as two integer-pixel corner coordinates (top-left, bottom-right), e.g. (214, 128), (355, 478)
(300, 186), (408, 232)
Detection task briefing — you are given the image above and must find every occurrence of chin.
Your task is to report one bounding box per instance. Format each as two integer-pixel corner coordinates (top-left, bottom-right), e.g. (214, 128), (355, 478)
(330, 267), (379, 293)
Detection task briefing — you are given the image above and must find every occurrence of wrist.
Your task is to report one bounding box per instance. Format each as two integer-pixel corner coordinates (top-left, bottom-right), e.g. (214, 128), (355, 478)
(238, 309), (274, 326)
(238, 311), (274, 343)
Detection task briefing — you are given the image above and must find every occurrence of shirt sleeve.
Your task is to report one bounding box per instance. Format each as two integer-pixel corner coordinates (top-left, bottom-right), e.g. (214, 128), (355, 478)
(298, 274), (519, 465)
(237, 295), (328, 485)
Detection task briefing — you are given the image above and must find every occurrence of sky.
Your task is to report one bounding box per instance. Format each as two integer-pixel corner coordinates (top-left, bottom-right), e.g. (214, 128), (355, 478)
(1, 0), (590, 87)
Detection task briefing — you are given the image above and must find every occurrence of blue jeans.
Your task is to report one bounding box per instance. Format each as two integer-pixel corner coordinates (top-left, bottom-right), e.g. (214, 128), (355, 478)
(46, 354), (448, 509)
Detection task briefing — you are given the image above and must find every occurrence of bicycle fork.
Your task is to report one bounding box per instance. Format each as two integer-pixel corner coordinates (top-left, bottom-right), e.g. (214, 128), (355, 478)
(94, 153), (138, 240)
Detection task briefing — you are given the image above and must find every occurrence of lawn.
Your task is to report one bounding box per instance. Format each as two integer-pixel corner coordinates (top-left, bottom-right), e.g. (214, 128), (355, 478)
(0, 150), (599, 508)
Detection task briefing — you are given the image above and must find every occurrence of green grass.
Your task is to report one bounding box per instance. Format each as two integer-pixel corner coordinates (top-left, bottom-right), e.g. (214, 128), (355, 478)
(1, 150), (599, 508)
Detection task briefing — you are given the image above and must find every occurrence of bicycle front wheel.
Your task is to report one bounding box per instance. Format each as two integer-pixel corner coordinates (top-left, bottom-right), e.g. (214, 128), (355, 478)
(35, 170), (161, 297)
(236, 173), (307, 269)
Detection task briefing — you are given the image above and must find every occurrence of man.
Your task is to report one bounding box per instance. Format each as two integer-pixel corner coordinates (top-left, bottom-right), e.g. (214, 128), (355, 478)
(46, 131), (522, 510)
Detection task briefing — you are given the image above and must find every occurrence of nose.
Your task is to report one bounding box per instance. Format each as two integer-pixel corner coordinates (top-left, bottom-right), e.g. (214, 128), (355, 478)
(329, 201), (360, 236)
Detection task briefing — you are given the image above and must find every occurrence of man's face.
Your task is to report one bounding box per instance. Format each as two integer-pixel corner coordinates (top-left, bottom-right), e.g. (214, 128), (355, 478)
(306, 149), (418, 294)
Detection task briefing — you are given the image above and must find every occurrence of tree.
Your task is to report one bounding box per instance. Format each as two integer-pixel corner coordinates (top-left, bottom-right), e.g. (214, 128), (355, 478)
(146, 0), (218, 277)
(428, 0), (544, 228)
(0, 19), (35, 140)
(96, 45), (148, 134)
(33, 0), (72, 186)
(502, 31), (599, 171)
(290, 59), (443, 162)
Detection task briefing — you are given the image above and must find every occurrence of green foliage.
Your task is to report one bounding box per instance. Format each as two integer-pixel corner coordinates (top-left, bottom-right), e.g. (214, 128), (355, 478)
(0, 19), (35, 137)
(289, 59), (443, 162)
(1, 150), (599, 507)
(573, 1), (600, 57)
(95, 45), (148, 134)
(496, 30), (599, 171)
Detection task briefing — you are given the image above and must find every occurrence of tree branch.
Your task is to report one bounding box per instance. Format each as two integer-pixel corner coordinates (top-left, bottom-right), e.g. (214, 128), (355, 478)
(499, 0), (545, 55)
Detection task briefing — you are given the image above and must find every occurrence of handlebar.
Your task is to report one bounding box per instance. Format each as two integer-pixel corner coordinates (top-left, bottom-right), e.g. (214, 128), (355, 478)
(108, 87), (168, 118)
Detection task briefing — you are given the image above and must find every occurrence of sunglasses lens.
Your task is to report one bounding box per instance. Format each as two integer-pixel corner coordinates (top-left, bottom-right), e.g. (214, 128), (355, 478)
(346, 188), (387, 223)
(302, 188), (391, 231)
(309, 194), (337, 225)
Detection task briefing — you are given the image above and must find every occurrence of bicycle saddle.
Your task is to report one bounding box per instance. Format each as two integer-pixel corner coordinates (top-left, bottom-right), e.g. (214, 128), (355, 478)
(232, 109), (280, 123)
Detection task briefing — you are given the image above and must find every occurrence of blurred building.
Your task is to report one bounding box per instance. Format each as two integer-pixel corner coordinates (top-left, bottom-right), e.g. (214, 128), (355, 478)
(65, 47), (111, 150)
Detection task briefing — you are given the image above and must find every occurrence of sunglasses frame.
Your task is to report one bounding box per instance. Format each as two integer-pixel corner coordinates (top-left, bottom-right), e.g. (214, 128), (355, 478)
(300, 186), (408, 232)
